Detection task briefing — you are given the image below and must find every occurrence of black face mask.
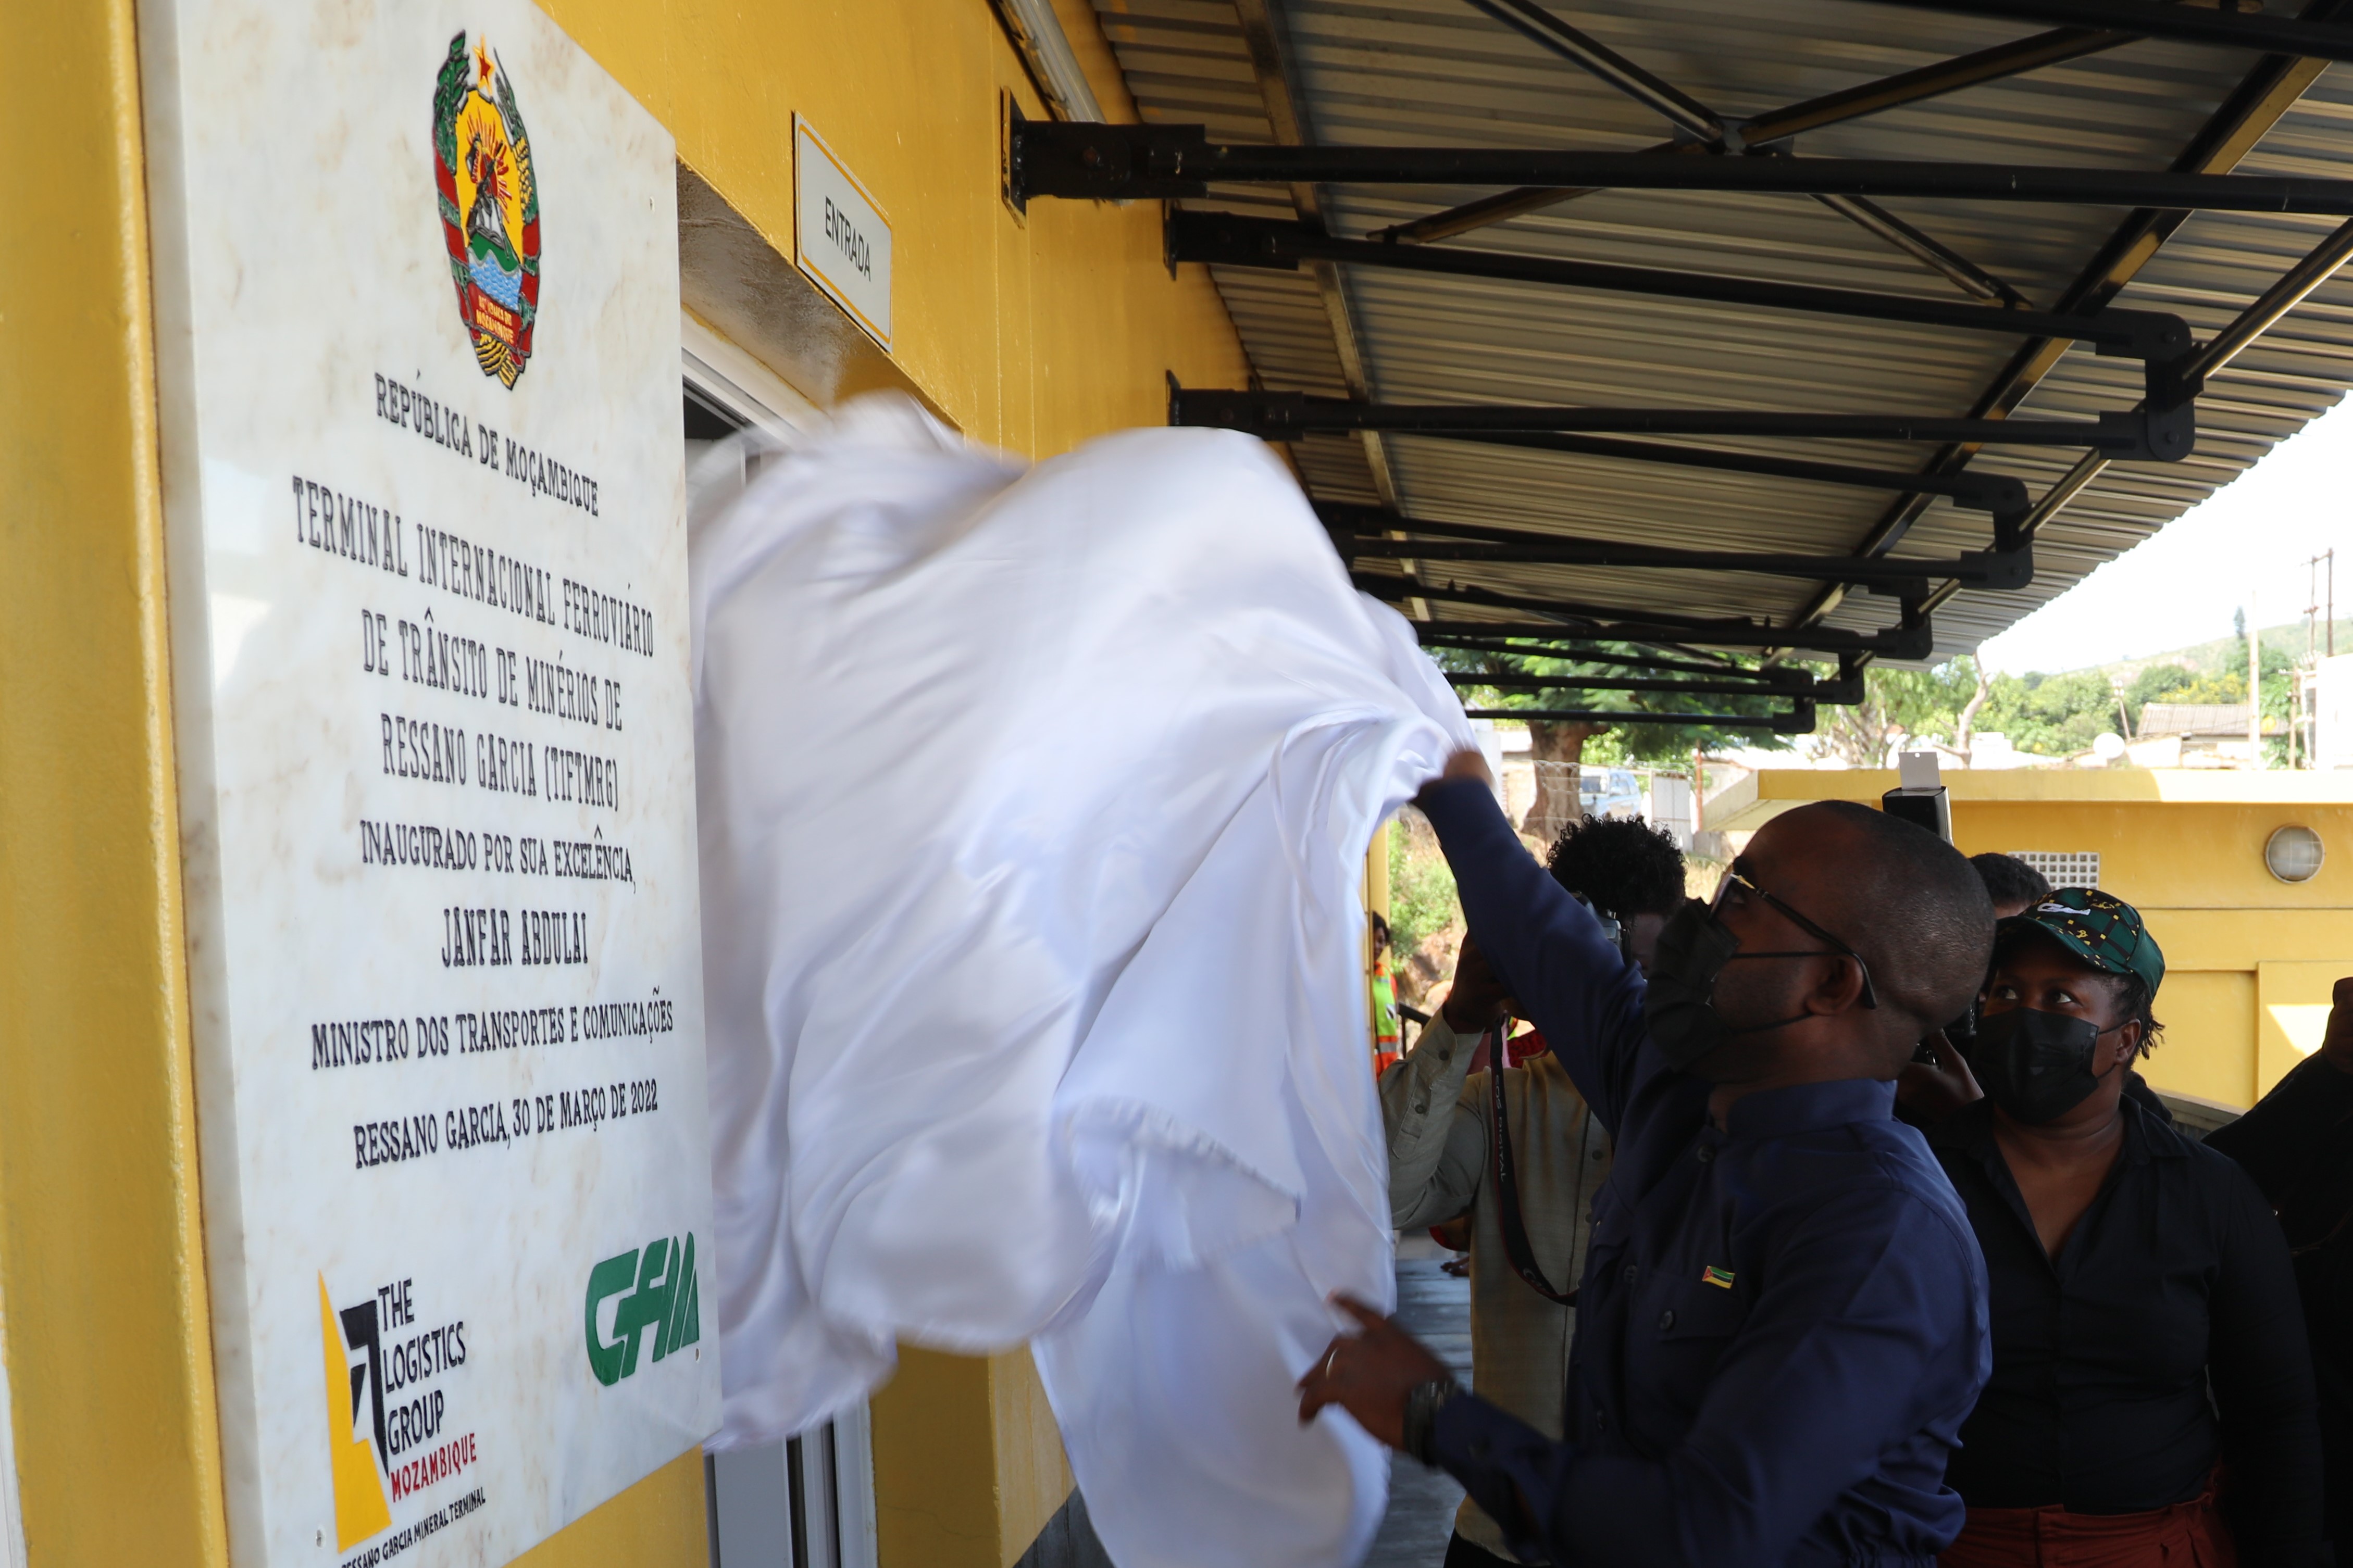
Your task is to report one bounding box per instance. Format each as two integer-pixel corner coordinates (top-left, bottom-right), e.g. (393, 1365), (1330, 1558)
(1641, 898), (1822, 1070)
(1971, 1007), (2121, 1124)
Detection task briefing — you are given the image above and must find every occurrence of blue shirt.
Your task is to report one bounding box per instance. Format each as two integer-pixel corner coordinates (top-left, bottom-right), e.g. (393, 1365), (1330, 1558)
(1416, 780), (1990, 1567)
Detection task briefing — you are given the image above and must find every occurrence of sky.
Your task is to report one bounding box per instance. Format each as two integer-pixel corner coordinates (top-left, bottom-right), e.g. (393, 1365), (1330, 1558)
(1977, 395), (2353, 675)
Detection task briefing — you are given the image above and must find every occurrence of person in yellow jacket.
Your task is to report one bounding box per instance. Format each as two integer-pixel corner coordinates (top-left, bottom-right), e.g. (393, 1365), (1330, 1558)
(1371, 911), (1404, 1073)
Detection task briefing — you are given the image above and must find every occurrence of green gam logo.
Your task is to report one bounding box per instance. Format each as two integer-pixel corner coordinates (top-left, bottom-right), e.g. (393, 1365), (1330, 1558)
(584, 1233), (701, 1386)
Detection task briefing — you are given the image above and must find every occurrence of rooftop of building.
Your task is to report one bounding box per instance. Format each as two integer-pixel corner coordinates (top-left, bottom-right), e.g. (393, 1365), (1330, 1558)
(1707, 763), (2353, 829)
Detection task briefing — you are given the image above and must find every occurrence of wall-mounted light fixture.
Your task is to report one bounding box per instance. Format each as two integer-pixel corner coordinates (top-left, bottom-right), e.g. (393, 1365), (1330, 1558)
(2266, 824), (2326, 884)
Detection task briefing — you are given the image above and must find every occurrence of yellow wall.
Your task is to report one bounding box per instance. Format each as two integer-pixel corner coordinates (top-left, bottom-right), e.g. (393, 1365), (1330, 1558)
(511, 1452), (709, 1568)
(540, 0), (1247, 458)
(1715, 770), (2353, 1109)
(534, 2), (1246, 1559)
(543, 0), (1247, 1558)
(3, 0), (1234, 1562)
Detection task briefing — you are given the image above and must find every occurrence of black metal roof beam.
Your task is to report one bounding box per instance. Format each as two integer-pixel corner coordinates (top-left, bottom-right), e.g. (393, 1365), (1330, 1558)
(1435, 0), (2037, 300)
(1744, 29), (2122, 144)
(1462, 704), (1819, 733)
(1172, 212), (2188, 358)
(2180, 214), (2353, 388)
(1337, 535), (1932, 597)
(1421, 636), (1791, 679)
(1412, 616), (1924, 657)
(1317, 501), (2029, 591)
(1459, 0), (1722, 140)
(1809, 193), (2025, 304)
(1430, 644), (1797, 682)
(1010, 123), (2353, 212)
(1363, 427), (2032, 546)
(1842, 0), (2353, 61)
(1362, 575), (1777, 634)
(1908, 203), (2353, 627)
(1450, 670), (1863, 701)
(1776, 4), (2343, 648)
(1221, 0), (1423, 613)
(1179, 388), (2192, 462)
(1357, 580), (1936, 657)
(1984, 209), (2353, 574)
(1377, 25), (2121, 250)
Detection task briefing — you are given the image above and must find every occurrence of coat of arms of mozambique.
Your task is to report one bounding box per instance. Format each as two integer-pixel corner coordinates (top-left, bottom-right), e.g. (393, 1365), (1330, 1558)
(432, 34), (540, 387)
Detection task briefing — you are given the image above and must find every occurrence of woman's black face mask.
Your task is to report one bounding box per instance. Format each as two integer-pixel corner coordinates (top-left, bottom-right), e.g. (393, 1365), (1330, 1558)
(1971, 1007), (2125, 1124)
(1641, 866), (1877, 1071)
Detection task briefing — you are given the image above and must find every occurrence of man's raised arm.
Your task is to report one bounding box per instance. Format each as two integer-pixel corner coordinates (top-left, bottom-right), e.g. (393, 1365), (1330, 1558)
(1413, 761), (1651, 1132)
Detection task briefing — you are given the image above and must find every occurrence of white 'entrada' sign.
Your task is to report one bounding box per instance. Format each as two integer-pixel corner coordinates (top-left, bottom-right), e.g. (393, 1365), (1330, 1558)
(794, 117), (895, 350)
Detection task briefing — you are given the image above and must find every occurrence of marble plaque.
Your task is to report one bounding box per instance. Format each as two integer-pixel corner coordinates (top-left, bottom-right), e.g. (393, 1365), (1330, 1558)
(138, 2), (717, 1563)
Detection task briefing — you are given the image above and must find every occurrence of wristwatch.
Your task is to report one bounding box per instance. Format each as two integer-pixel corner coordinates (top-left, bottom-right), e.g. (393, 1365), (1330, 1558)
(1401, 1376), (1461, 1466)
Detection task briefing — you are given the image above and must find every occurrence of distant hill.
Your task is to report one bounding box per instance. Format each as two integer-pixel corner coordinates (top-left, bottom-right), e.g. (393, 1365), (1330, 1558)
(2087, 616), (2353, 684)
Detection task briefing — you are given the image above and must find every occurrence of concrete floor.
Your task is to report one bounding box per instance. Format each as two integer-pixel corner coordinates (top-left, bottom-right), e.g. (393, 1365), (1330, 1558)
(1363, 1239), (1475, 1568)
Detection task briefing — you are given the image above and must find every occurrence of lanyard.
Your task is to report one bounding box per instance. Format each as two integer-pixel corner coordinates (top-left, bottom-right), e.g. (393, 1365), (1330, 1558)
(1487, 1015), (1579, 1307)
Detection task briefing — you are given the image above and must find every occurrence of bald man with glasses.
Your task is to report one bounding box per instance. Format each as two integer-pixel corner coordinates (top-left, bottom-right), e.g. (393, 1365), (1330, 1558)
(1301, 752), (1997, 1568)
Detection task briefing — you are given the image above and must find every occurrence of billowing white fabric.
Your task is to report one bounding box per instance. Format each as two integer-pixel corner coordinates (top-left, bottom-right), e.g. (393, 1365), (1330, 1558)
(691, 394), (1473, 1567)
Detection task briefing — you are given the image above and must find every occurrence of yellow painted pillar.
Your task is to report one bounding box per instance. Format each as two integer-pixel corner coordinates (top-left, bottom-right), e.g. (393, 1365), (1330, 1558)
(0, 3), (230, 1562)
(870, 1348), (1074, 1568)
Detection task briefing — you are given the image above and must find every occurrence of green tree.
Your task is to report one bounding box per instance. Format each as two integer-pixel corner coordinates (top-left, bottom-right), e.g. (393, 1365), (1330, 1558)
(1813, 658), (1984, 767)
(1975, 668), (2120, 757)
(1386, 820), (1461, 960)
(2124, 661), (2200, 730)
(2125, 645), (2294, 747)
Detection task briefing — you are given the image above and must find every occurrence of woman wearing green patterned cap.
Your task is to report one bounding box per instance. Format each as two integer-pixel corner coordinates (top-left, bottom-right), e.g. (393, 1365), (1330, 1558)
(1929, 888), (2329, 1566)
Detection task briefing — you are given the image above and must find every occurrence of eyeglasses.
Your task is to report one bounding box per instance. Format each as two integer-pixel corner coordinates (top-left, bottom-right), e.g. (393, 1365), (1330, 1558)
(1711, 860), (1880, 1010)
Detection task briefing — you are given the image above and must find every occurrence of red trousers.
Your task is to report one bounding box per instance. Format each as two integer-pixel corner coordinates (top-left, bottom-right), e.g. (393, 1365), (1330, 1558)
(1943, 1491), (2236, 1568)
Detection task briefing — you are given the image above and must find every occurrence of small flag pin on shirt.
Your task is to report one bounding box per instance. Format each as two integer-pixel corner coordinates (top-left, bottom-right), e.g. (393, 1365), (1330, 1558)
(1702, 1265), (1735, 1289)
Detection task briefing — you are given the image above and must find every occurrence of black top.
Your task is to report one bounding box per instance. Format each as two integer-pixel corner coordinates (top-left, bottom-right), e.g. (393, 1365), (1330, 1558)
(2207, 1055), (2353, 1548)
(1894, 1066), (2170, 1132)
(1929, 1095), (2329, 1564)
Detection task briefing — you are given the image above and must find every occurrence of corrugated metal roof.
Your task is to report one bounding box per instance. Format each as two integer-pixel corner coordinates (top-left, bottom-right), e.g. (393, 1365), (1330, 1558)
(1089, 0), (2353, 673)
(2139, 701), (2256, 736)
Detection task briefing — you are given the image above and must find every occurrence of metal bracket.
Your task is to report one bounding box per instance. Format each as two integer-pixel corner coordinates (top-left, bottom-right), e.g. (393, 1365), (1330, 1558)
(1009, 117), (1210, 205)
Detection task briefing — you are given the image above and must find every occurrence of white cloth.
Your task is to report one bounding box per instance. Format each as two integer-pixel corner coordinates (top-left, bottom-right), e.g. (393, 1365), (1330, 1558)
(691, 395), (1473, 1567)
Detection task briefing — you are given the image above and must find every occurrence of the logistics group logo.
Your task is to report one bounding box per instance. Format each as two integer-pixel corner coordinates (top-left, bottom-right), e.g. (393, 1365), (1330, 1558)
(584, 1233), (701, 1385)
(431, 32), (540, 388)
(320, 1274), (476, 1551)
